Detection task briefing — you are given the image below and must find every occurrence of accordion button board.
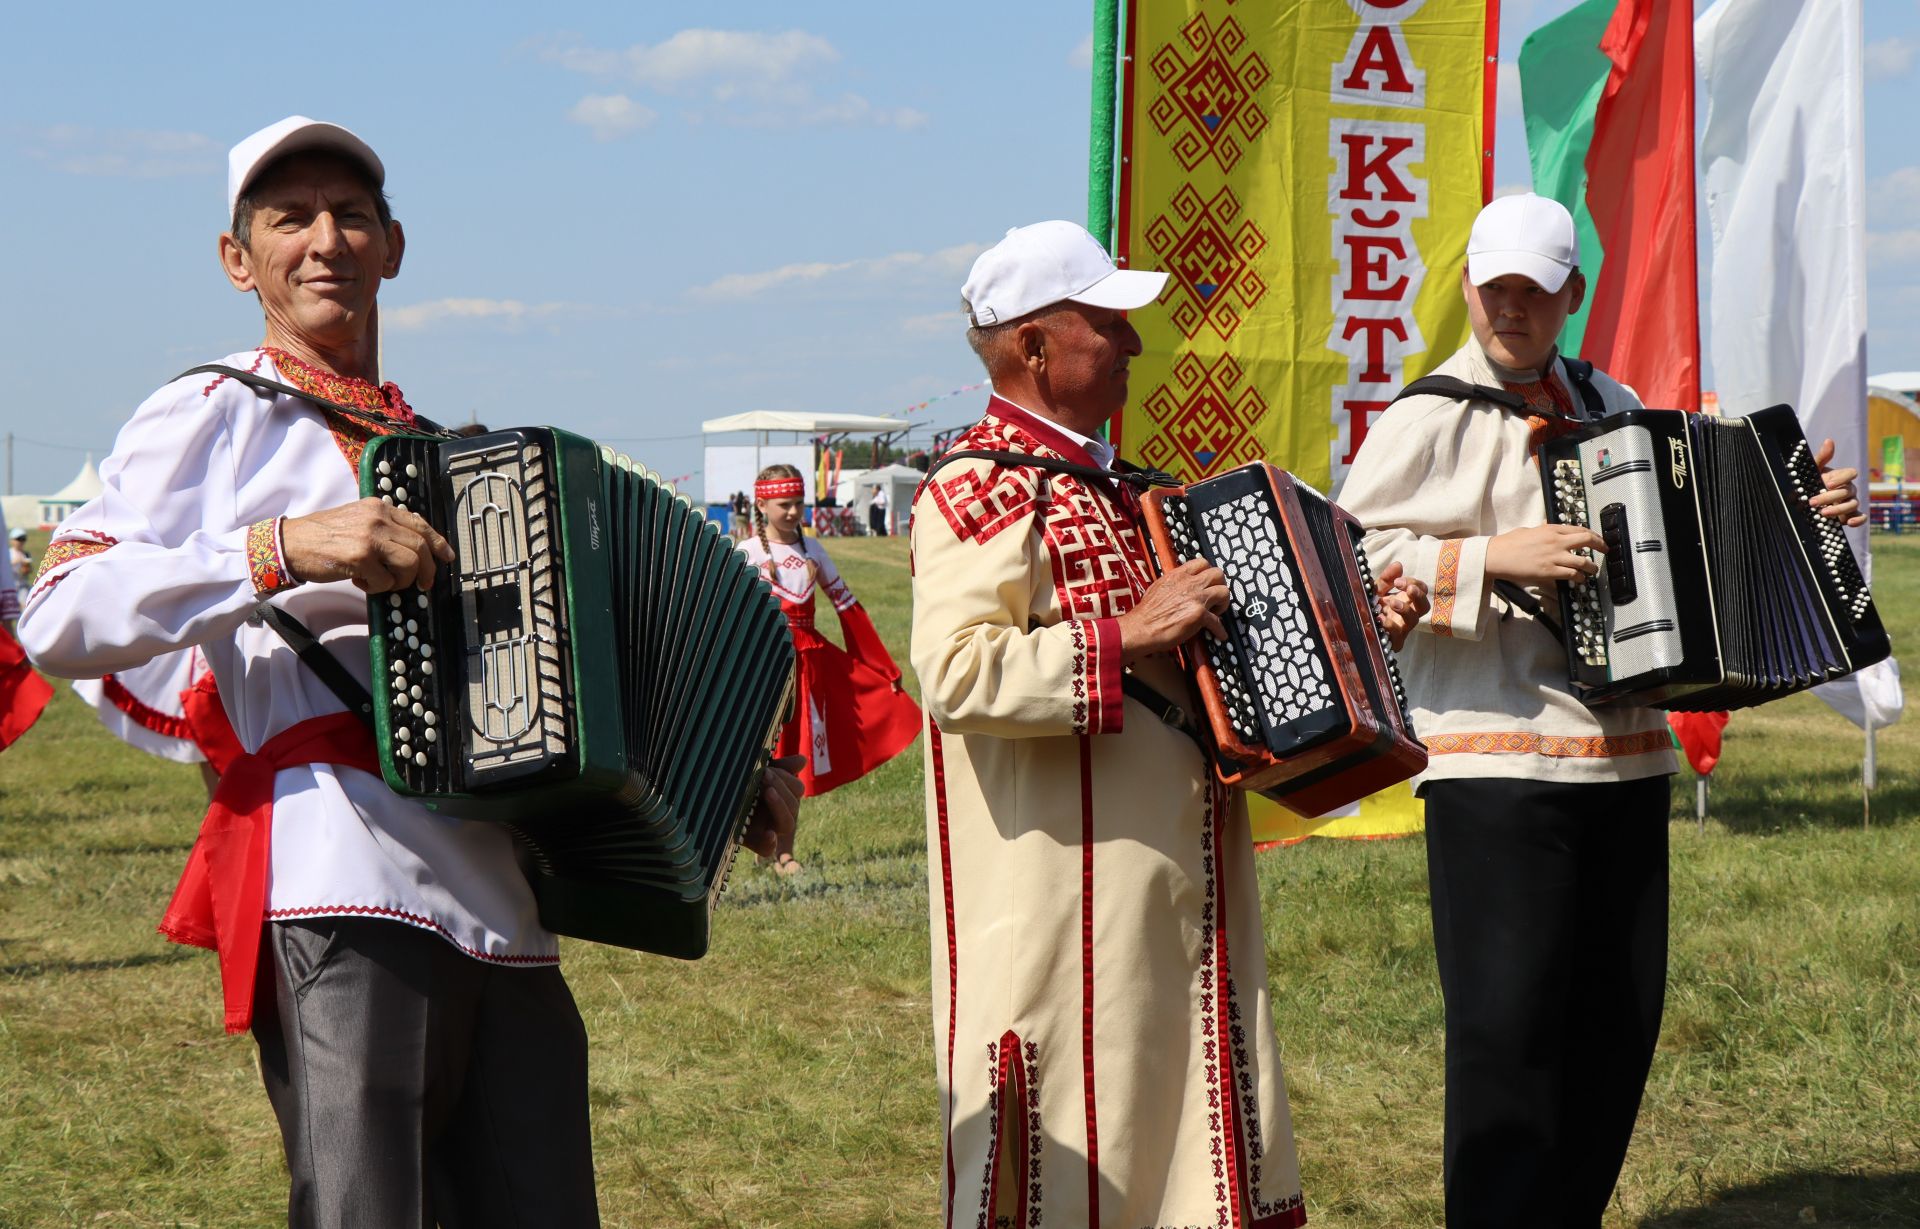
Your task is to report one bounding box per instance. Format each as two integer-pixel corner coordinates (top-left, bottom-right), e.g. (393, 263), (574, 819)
(1539, 406), (1889, 710)
(1139, 462), (1425, 817)
(361, 428), (795, 960)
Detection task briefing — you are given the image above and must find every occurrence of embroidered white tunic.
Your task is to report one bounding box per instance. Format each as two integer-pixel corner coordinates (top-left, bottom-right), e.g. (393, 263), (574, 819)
(19, 350), (554, 965)
(1339, 338), (1676, 786)
(910, 398), (1304, 1229)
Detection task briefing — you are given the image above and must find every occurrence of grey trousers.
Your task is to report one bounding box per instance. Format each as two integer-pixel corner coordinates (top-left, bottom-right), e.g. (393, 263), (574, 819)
(251, 917), (599, 1228)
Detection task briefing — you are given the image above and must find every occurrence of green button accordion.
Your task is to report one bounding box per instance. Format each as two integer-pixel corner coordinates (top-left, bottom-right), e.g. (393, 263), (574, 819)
(360, 427), (794, 959)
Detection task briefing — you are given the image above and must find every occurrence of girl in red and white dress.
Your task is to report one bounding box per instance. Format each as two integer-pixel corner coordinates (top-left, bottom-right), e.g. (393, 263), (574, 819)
(738, 465), (920, 871)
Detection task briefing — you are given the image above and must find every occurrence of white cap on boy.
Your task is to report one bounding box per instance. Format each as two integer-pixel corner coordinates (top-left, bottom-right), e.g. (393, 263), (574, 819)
(1466, 193), (1580, 293)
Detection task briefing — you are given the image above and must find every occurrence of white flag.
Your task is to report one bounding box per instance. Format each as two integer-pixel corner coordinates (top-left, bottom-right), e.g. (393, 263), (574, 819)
(1696, 0), (1902, 729)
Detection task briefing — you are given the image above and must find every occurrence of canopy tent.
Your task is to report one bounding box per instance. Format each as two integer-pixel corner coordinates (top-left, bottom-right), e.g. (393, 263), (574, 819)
(1869, 371), (1920, 399)
(702, 412), (912, 508)
(844, 464), (925, 536)
(701, 411), (909, 436)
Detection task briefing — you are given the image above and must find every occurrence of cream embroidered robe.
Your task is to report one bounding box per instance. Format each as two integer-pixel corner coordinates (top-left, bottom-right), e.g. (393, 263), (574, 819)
(909, 399), (1305, 1229)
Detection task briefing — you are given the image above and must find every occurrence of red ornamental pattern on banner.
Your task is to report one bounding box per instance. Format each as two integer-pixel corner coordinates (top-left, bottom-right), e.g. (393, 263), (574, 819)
(1136, 352), (1270, 478)
(1143, 183), (1269, 343)
(1148, 12), (1270, 175)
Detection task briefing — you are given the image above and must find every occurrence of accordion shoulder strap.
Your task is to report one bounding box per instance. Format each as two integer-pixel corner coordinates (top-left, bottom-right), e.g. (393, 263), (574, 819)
(1392, 358), (1608, 422)
(924, 448), (1179, 492)
(253, 602), (377, 733)
(176, 364), (459, 439)
(1391, 375), (1529, 413)
(1120, 670), (1209, 751)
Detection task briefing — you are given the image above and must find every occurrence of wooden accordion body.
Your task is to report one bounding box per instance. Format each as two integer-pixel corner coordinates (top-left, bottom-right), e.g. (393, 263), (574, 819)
(359, 428), (794, 959)
(1540, 405), (1890, 710)
(1140, 462), (1426, 817)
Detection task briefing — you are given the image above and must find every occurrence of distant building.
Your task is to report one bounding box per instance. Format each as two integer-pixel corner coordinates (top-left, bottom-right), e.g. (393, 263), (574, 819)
(4, 454), (103, 530)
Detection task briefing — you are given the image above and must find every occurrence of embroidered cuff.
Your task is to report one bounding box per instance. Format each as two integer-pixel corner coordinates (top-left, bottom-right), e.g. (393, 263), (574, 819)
(1085, 617), (1125, 735)
(1424, 536), (1489, 641)
(247, 518), (298, 595)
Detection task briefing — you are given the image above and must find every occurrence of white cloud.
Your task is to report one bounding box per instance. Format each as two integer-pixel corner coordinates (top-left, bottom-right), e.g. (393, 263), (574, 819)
(1866, 229), (1920, 264)
(1070, 33), (1094, 70)
(689, 242), (985, 302)
(1493, 182), (1533, 199)
(383, 298), (572, 331)
(900, 311), (961, 337)
(1865, 36), (1917, 81)
(566, 94), (658, 141)
(543, 29), (923, 131)
(22, 125), (219, 178)
(1869, 166), (1920, 227)
(547, 29), (838, 98)
(1497, 62), (1522, 118)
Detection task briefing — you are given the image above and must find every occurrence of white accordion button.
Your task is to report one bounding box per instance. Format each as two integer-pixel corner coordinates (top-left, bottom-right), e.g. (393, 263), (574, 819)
(377, 461), (391, 475)
(409, 685), (422, 699)
(405, 620), (418, 634)
(424, 712), (437, 726)
(397, 727), (411, 743)
(424, 728), (438, 743)
(378, 477), (392, 491)
(395, 486), (408, 502)
(421, 661), (434, 675)
(414, 751), (427, 766)
(421, 645), (433, 658)
(417, 594), (429, 608)
(412, 702), (424, 716)
(406, 463), (419, 478)
(407, 636), (419, 649)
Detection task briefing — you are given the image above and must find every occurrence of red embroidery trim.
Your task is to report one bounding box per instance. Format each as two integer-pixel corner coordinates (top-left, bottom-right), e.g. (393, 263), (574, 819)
(1431, 538), (1463, 637)
(101, 674), (194, 740)
(246, 518), (296, 594)
(1078, 735), (1100, 1224)
(932, 722), (960, 1228)
(1422, 729), (1675, 758)
(201, 348), (268, 397)
(262, 346), (415, 471)
(263, 904), (559, 965)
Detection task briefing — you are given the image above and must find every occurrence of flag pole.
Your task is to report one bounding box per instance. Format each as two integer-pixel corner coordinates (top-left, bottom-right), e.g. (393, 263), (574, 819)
(1088, 0), (1120, 250)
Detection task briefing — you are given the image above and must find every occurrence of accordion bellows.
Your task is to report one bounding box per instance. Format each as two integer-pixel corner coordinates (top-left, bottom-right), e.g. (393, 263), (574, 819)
(1541, 405), (1890, 710)
(360, 428), (794, 959)
(1141, 463), (1426, 817)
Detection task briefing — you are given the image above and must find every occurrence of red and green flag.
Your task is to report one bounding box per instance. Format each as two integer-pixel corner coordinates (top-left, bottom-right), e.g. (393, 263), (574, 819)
(1518, 0), (1699, 412)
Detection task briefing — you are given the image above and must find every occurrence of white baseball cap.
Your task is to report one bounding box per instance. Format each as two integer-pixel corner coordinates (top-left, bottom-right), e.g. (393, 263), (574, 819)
(1466, 193), (1579, 293)
(8, 528), (25, 541)
(227, 115), (385, 222)
(961, 220), (1168, 327)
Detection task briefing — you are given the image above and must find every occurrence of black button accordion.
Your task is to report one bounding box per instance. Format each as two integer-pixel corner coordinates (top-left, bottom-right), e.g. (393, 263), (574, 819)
(360, 427), (795, 958)
(1139, 462), (1426, 817)
(1539, 405), (1889, 710)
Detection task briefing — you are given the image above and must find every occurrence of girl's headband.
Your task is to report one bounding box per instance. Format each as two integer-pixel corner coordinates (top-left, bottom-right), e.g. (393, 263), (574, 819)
(755, 477), (805, 501)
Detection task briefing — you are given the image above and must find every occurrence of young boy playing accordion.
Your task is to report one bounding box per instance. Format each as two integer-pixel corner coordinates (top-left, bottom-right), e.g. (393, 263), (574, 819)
(1340, 193), (1863, 1228)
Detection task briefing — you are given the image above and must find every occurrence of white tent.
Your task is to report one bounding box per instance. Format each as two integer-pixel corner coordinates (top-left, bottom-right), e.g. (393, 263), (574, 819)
(34, 455), (103, 526)
(701, 411), (909, 436)
(846, 464), (924, 536)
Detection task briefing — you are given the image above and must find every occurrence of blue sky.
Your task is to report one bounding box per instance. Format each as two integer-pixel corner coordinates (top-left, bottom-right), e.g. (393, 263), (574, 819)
(4, 1), (1918, 494)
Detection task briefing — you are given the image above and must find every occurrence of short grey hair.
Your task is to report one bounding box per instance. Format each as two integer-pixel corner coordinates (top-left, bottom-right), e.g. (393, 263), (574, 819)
(963, 301), (1067, 376)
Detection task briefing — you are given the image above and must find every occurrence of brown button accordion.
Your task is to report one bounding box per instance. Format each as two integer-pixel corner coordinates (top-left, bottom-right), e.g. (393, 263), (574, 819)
(1140, 462), (1426, 816)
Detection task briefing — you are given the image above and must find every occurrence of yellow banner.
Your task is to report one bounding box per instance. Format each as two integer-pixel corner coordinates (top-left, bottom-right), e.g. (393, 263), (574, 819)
(1113, 0), (1493, 843)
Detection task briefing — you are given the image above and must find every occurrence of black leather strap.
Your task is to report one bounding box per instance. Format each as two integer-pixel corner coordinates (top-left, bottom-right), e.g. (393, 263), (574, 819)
(1391, 375), (1530, 413)
(924, 448), (1180, 492)
(1121, 671), (1209, 751)
(254, 602), (377, 732)
(176, 363), (458, 439)
(1393, 360), (1608, 423)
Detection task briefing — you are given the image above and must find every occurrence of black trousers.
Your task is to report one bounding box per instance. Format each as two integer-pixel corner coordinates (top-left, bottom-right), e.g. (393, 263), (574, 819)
(252, 918), (599, 1228)
(1424, 775), (1670, 1229)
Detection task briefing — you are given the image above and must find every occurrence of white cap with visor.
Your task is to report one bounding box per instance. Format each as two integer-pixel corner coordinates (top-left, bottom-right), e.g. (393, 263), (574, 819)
(227, 115), (385, 222)
(1466, 193), (1580, 293)
(962, 220), (1168, 327)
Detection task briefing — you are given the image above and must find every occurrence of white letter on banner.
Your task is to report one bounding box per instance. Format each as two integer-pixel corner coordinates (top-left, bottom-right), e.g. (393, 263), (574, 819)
(1327, 118), (1430, 479)
(1332, 0), (1429, 110)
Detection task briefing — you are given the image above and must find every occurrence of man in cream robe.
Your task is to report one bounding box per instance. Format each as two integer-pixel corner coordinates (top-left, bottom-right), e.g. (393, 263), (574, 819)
(911, 221), (1306, 1228)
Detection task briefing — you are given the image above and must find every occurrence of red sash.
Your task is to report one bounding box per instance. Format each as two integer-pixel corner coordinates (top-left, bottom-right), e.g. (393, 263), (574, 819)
(157, 711), (377, 1034)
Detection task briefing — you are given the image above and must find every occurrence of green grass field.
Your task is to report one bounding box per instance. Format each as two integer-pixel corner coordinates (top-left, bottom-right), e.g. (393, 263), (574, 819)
(2, 533), (1916, 1227)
